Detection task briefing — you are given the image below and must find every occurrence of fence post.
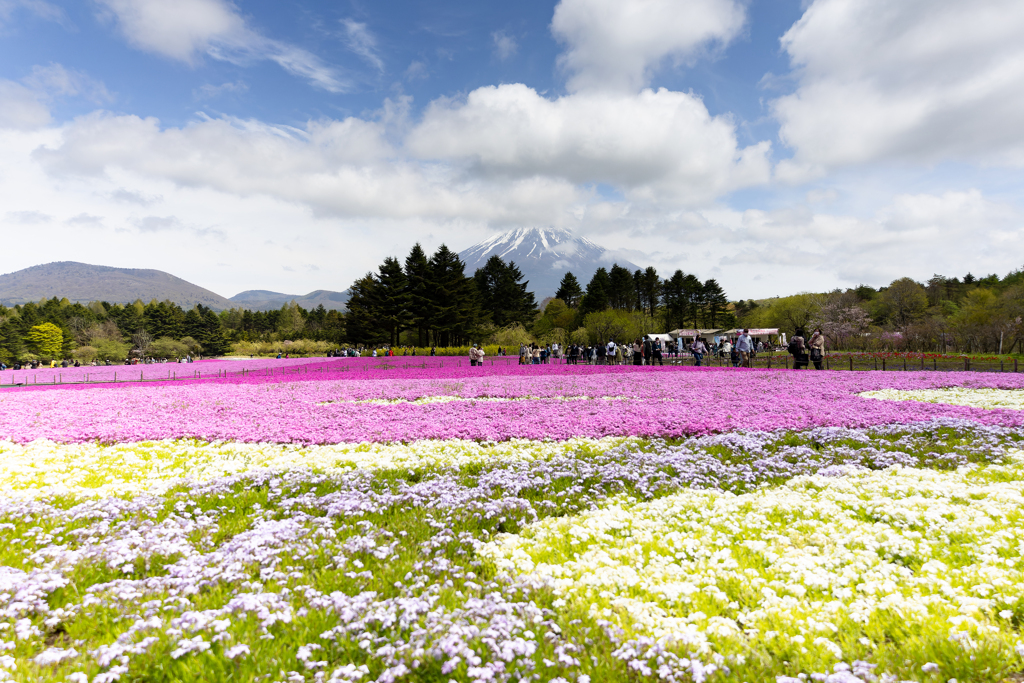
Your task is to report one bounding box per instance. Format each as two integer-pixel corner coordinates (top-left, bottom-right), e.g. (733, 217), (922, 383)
(850, 357), (853, 371)
(903, 358), (907, 371)
(921, 357), (925, 371)
(882, 359), (886, 371)
(874, 359), (877, 371)
(785, 356), (789, 369)
(934, 358), (937, 371)
(964, 357), (969, 372)
(1016, 358), (1019, 373)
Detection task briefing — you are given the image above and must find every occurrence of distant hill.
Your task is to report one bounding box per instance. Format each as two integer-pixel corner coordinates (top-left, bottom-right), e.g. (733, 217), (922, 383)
(0, 262), (237, 310)
(228, 289), (349, 311)
(459, 227), (640, 300)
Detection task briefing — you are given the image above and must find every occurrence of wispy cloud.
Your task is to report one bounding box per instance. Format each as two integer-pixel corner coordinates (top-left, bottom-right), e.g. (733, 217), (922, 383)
(342, 18), (384, 72)
(492, 31), (518, 61)
(24, 63), (112, 103)
(0, 0), (68, 27)
(194, 80), (247, 99)
(5, 210), (51, 224)
(96, 0), (350, 92)
(405, 60), (428, 81)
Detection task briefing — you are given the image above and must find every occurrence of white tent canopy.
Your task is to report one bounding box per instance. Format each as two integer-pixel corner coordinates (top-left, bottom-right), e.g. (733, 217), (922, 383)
(669, 328), (720, 341)
(719, 328), (780, 339)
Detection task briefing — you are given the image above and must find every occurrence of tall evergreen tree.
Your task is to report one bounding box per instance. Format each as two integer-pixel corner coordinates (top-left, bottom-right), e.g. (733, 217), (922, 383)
(199, 305), (231, 355)
(579, 268), (611, 315)
(473, 256), (538, 328)
(608, 264), (636, 310)
(344, 274), (385, 346)
(554, 272), (583, 309)
(634, 266), (661, 317)
(181, 308), (205, 341)
(427, 245), (480, 346)
(661, 270), (687, 330)
(377, 257), (410, 346)
(702, 278), (729, 328)
(681, 274), (704, 328)
(404, 243), (432, 347)
(143, 300), (184, 338)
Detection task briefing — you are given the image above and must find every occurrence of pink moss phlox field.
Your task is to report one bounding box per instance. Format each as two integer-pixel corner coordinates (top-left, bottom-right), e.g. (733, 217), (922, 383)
(0, 356), (334, 386)
(2, 363), (1024, 444)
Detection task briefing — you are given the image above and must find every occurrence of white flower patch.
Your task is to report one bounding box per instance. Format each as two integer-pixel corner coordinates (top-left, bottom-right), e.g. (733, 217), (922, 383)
(0, 436), (638, 499)
(860, 387), (1024, 410)
(481, 460), (1024, 663)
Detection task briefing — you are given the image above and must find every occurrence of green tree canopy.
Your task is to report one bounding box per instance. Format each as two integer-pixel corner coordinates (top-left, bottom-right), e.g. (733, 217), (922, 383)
(27, 322), (64, 360)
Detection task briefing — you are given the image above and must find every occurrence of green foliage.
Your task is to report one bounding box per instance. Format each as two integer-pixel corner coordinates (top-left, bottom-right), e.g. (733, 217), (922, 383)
(532, 299), (577, 341)
(473, 255), (538, 329)
(490, 323), (534, 348)
(877, 277), (929, 326)
(581, 309), (650, 345)
(376, 256), (411, 346)
(579, 267), (610, 315)
(148, 336), (191, 359)
(71, 345), (98, 363)
(91, 338), (131, 362)
(26, 322), (63, 360)
(554, 272), (583, 308)
(344, 244), (486, 348)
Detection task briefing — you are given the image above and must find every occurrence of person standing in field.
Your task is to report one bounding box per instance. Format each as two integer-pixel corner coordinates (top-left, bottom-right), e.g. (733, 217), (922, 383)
(690, 337), (706, 366)
(632, 339), (643, 365)
(735, 329), (752, 367)
(790, 329), (809, 369)
(808, 328), (825, 370)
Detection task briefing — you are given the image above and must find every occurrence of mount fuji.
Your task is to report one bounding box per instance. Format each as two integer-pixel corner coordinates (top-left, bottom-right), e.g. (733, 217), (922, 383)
(458, 227), (639, 300)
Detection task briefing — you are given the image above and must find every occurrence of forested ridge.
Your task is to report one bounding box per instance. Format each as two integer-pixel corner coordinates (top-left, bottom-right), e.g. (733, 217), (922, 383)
(2, 246), (1021, 363)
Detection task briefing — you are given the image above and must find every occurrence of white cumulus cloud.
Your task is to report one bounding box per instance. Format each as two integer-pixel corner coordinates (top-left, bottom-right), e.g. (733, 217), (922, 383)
(774, 0), (1024, 178)
(551, 0), (746, 92)
(407, 83), (770, 205)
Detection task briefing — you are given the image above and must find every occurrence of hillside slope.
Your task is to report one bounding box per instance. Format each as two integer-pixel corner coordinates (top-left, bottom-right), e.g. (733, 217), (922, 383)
(0, 262), (236, 310)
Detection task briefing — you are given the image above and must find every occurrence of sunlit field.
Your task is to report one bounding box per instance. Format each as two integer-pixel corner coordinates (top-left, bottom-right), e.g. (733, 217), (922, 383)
(2, 358), (1024, 682)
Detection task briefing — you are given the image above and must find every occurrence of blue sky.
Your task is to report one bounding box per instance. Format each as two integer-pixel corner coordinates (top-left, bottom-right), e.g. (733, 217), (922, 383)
(0, 0), (1022, 299)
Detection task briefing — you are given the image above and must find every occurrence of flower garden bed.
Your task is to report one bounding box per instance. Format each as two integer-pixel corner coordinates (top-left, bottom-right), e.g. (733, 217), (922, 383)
(1, 362), (1023, 682)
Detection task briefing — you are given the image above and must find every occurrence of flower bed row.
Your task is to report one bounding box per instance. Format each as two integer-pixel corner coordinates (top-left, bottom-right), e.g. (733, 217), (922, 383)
(2, 421), (1023, 682)
(1, 365), (1023, 444)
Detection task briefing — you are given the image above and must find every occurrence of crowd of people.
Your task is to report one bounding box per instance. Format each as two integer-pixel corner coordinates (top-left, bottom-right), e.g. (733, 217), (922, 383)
(503, 328), (826, 370)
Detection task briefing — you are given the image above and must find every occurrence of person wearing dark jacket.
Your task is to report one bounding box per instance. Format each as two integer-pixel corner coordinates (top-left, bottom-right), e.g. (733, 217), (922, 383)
(790, 329), (809, 369)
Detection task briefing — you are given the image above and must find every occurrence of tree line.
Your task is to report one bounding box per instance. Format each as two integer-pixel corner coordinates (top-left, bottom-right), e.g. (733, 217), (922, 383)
(737, 269), (1024, 354)
(0, 252), (735, 363)
(344, 244), (538, 347)
(0, 298), (231, 365)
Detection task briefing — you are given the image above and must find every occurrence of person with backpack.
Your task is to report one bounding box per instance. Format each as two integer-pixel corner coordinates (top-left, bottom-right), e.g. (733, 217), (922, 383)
(789, 329), (809, 369)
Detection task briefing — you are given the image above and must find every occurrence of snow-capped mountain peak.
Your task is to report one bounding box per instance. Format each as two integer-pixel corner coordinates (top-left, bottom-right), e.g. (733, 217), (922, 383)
(459, 227), (638, 299)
